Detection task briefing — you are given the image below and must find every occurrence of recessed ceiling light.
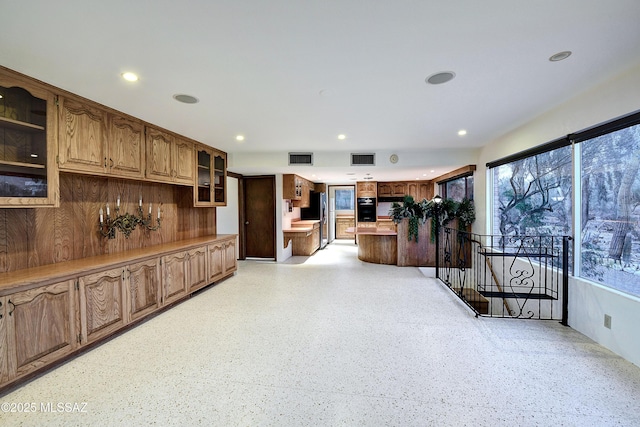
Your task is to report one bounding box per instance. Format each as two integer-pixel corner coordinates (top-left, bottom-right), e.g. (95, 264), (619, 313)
(549, 51), (572, 62)
(338, 134), (346, 140)
(121, 72), (138, 82)
(235, 135), (245, 141)
(426, 71), (456, 85)
(430, 170), (435, 173)
(173, 94), (199, 104)
(458, 129), (467, 136)
(422, 174), (427, 177)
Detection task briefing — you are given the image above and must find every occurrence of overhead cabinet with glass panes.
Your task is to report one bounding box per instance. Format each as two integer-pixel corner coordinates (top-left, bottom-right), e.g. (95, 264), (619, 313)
(194, 144), (227, 206)
(0, 69), (59, 207)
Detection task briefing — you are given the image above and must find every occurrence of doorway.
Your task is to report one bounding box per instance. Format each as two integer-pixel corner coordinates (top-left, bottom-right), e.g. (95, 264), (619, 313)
(243, 176), (276, 259)
(328, 185), (355, 241)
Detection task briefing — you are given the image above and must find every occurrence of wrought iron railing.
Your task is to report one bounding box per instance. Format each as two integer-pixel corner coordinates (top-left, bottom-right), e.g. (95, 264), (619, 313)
(436, 227), (571, 321)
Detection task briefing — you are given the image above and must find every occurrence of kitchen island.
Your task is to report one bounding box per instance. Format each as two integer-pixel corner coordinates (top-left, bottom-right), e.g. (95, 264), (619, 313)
(347, 218), (436, 267)
(347, 227), (398, 265)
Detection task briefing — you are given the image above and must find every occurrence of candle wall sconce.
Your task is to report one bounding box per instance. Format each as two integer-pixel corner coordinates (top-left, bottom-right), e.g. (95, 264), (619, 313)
(99, 197), (161, 239)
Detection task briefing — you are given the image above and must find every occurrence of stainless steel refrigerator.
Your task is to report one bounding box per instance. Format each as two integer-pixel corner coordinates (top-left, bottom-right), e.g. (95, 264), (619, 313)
(300, 191), (327, 249)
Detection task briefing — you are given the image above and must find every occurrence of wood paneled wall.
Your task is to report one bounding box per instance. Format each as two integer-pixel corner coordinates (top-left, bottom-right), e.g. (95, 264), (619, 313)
(0, 173), (216, 273)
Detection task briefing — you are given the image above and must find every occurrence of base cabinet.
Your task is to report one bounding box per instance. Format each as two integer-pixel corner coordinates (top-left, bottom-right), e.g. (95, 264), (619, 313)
(188, 246), (208, 292)
(126, 259), (160, 322)
(208, 238), (237, 283)
(161, 252), (189, 305)
(0, 235), (237, 393)
(79, 268), (126, 345)
(3, 281), (79, 381)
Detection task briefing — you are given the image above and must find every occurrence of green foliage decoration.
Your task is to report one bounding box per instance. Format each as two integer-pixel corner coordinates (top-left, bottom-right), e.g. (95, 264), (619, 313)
(389, 195), (476, 242)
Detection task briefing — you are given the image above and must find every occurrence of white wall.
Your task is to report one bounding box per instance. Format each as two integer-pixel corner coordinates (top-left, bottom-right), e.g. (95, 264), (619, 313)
(476, 63), (640, 367)
(216, 176), (240, 250)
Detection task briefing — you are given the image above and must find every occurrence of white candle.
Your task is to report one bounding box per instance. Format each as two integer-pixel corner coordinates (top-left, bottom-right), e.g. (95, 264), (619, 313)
(157, 206), (161, 219)
(99, 208), (104, 224)
(149, 203), (152, 215)
(117, 196), (120, 208)
(106, 203), (110, 217)
(139, 196), (142, 207)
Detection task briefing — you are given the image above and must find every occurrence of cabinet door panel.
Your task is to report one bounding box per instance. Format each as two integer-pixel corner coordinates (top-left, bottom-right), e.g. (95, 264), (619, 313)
(162, 252), (188, 305)
(145, 127), (173, 182)
(6, 280), (78, 378)
(0, 297), (7, 384)
(188, 247), (208, 291)
(127, 259), (160, 322)
(58, 97), (107, 174)
(79, 268), (125, 344)
(208, 242), (224, 282)
(174, 138), (194, 184)
(223, 240), (237, 275)
(109, 115), (144, 179)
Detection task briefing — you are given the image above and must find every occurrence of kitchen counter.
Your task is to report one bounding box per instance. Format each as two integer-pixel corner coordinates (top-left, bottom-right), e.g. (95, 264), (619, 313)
(283, 219), (320, 233)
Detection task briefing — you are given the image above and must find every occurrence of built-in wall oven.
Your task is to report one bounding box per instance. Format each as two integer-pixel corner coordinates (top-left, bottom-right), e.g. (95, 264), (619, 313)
(357, 197), (376, 222)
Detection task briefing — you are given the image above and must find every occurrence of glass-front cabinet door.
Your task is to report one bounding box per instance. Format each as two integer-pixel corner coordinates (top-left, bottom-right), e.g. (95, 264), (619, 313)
(0, 71), (58, 207)
(194, 145), (226, 207)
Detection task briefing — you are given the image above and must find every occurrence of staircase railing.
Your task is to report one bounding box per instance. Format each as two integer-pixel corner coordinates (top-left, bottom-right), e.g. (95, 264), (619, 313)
(436, 227), (572, 322)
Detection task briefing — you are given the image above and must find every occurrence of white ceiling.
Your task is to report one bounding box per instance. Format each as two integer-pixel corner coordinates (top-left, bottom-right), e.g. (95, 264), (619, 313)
(3, 1), (640, 183)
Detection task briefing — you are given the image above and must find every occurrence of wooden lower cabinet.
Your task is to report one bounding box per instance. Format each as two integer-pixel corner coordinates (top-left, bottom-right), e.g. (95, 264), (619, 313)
(336, 216), (355, 239)
(161, 251), (189, 305)
(79, 268), (126, 345)
(3, 281), (79, 381)
(0, 235), (237, 392)
(126, 259), (160, 322)
(208, 238), (237, 283)
(188, 246), (208, 292)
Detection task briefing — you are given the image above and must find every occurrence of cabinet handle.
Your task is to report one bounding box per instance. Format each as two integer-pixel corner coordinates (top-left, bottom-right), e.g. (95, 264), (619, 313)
(7, 299), (15, 316)
(110, 158), (114, 168)
(0, 300), (2, 319)
(104, 157), (108, 168)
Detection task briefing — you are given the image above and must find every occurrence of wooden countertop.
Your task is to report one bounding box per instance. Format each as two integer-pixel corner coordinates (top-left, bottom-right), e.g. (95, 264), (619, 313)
(345, 226), (397, 236)
(0, 234), (237, 296)
(283, 219), (320, 233)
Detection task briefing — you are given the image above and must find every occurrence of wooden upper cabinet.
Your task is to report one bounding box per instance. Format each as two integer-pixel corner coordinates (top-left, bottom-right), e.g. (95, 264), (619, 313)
(58, 97), (144, 180)
(357, 181), (376, 198)
(145, 126), (194, 185)
(0, 69), (59, 207)
(195, 145), (227, 206)
(107, 114), (144, 179)
(58, 96), (107, 174)
(407, 181), (433, 201)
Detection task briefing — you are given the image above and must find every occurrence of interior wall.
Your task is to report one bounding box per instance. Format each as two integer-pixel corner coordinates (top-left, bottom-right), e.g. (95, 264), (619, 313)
(216, 176), (239, 250)
(475, 62), (640, 367)
(0, 173), (216, 273)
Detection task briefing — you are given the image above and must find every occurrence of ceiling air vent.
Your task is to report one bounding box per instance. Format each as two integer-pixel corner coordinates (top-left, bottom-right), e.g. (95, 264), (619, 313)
(288, 152), (313, 165)
(351, 153), (375, 166)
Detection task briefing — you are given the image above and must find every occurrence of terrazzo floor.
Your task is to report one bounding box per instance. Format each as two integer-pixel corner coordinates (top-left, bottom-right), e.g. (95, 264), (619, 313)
(2, 241), (640, 426)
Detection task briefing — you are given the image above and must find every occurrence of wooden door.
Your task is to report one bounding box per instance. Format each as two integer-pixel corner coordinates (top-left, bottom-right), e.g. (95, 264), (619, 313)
(79, 267), (126, 344)
(162, 251), (188, 305)
(5, 280), (79, 380)
(58, 96), (107, 174)
(244, 176), (275, 258)
(126, 258), (160, 322)
(108, 114), (145, 179)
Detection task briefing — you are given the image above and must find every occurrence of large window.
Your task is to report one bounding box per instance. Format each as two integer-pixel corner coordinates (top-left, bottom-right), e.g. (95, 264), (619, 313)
(489, 112), (640, 298)
(440, 175), (474, 202)
(580, 123), (640, 295)
(492, 146), (572, 237)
